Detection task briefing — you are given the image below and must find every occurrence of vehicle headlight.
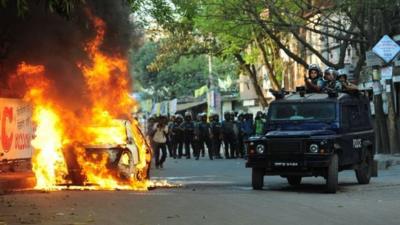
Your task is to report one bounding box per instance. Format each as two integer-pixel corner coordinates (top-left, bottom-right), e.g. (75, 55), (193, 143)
(309, 144), (319, 153)
(256, 144), (265, 154)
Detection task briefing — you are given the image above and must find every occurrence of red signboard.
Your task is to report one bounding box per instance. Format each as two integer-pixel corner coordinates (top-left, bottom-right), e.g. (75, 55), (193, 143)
(0, 98), (33, 160)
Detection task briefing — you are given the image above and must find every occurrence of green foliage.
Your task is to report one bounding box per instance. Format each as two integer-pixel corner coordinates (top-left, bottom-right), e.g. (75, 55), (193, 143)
(131, 41), (237, 100)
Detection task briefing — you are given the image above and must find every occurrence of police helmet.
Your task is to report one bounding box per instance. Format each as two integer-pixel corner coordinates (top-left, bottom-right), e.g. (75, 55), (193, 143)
(337, 69), (347, 80)
(211, 113), (219, 121)
(324, 67), (338, 80)
(224, 111), (231, 120)
(308, 64), (322, 77)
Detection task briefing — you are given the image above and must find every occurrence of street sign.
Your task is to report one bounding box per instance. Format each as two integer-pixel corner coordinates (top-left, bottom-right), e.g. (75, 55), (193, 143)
(372, 35), (400, 63)
(243, 99), (256, 106)
(394, 55), (400, 66)
(366, 51), (384, 67)
(393, 75), (400, 82)
(381, 66), (393, 80)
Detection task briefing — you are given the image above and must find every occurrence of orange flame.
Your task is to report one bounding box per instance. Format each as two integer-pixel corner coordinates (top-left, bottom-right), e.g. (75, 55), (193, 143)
(15, 11), (155, 190)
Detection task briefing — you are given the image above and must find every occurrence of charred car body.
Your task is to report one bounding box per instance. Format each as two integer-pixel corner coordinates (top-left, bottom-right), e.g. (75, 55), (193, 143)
(246, 91), (377, 193)
(64, 120), (151, 185)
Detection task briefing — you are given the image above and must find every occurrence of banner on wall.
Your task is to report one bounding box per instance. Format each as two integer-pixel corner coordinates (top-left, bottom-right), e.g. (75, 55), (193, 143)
(0, 98), (33, 160)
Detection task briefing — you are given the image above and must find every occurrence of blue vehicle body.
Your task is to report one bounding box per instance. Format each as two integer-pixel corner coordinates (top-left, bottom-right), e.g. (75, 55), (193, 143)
(245, 92), (376, 193)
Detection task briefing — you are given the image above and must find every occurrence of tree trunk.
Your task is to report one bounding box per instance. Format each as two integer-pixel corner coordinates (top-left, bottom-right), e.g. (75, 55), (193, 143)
(373, 81), (390, 154)
(253, 35), (280, 90)
(234, 53), (268, 108)
(386, 79), (400, 154)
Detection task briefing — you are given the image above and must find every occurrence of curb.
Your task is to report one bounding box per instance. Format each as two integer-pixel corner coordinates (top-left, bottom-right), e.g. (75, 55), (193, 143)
(375, 154), (400, 170)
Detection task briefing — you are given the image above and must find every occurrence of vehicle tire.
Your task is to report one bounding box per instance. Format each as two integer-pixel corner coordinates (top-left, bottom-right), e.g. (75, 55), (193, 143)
(252, 168), (264, 190)
(326, 154), (338, 193)
(118, 150), (134, 180)
(68, 170), (85, 186)
(355, 150), (372, 184)
(287, 176), (302, 186)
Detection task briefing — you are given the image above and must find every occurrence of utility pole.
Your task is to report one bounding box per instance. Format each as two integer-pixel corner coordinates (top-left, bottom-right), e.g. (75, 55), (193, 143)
(207, 54), (220, 119)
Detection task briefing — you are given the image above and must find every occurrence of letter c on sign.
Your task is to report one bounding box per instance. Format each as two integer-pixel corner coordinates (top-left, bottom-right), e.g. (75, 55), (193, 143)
(2, 107), (14, 153)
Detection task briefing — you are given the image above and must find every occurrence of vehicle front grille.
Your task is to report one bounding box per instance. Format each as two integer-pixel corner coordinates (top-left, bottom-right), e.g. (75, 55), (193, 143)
(268, 140), (302, 154)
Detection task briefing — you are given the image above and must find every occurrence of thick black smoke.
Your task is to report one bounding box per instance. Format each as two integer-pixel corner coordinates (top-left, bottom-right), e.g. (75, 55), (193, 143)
(0, 0), (140, 109)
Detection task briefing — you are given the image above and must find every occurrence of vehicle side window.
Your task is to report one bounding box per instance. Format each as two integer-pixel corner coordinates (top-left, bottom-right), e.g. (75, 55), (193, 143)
(359, 103), (372, 128)
(342, 104), (363, 131)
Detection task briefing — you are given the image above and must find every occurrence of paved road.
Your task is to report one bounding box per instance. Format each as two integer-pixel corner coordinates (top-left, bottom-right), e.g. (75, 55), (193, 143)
(1, 157), (400, 225)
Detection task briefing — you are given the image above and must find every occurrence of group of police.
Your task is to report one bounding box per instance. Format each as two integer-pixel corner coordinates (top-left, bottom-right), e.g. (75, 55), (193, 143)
(304, 64), (358, 93)
(147, 111), (266, 161)
(148, 64), (356, 166)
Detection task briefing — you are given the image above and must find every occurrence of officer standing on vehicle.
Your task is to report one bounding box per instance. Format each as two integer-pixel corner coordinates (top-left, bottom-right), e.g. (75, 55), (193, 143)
(304, 64), (324, 93)
(181, 111), (196, 159)
(337, 70), (358, 92)
(197, 113), (212, 160)
(210, 113), (222, 159)
(322, 67), (342, 92)
(222, 111), (236, 159)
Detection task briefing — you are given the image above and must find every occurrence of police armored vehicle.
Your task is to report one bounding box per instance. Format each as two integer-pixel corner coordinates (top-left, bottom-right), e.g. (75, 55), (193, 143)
(245, 90), (376, 193)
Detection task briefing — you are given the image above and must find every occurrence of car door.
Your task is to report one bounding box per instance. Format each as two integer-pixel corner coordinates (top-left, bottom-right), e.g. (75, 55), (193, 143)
(340, 103), (363, 165)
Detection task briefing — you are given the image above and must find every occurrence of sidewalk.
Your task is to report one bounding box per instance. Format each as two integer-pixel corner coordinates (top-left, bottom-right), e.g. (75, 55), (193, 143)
(375, 154), (400, 170)
(0, 172), (35, 194)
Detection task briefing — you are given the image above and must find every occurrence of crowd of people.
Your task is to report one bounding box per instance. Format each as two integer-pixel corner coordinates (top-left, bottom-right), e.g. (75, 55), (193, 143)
(145, 111), (267, 169)
(145, 64), (358, 169)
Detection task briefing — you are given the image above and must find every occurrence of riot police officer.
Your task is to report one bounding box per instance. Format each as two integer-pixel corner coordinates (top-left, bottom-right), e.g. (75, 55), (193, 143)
(304, 64), (324, 93)
(337, 70), (358, 92)
(322, 67), (342, 92)
(181, 111), (196, 159)
(236, 113), (246, 158)
(210, 113), (222, 159)
(171, 114), (184, 158)
(197, 113), (212, 160)
(167, 115), (176, 158)
(221, 111), (237, 159)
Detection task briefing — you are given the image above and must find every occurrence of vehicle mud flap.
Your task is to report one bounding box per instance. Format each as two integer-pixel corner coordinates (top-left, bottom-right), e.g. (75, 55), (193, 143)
(252, 168), (264, 190)
(372, 160), (378, 177)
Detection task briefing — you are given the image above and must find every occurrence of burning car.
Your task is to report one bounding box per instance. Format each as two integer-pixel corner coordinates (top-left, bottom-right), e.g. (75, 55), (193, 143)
(63, 119), (152, 186)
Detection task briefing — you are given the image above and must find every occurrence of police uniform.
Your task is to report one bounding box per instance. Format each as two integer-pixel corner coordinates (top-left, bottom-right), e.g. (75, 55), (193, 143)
(221, 112), (237, 159)
(198, 114), (212, 159)
(210, 114), (222, 159)
(171, 115), (184, 158)
(181, 114), (195, 159)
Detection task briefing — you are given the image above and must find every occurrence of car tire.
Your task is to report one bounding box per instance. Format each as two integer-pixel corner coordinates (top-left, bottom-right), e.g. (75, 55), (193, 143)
(326, 154), (338, 193)
(287, 176), (302, 186)
(252, 168), (264, 190)
(355, 150), (372, 184)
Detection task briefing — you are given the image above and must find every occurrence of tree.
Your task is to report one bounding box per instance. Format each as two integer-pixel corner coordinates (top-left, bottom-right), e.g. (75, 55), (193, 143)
(131, 41), (238, 100)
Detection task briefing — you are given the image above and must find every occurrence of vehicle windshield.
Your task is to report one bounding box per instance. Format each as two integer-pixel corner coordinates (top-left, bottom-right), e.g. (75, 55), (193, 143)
(268, 102), (336, 122)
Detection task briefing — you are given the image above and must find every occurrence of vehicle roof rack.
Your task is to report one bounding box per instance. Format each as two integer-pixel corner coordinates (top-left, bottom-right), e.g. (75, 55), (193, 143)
(296, 86), (306, 97)
(327, 90), (338, 98)
(269, 89), (289, 99)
